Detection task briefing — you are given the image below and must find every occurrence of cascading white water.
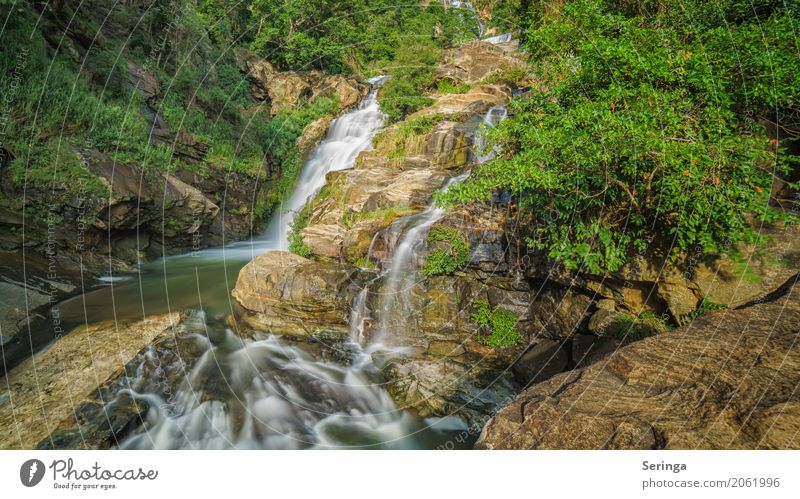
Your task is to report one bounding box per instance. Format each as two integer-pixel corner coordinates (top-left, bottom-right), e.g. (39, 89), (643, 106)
(197, 75), (390, 261)
(115, 77), (468, 450)
(482, 33), (513, 44)
(354, 105), (508, 348)
(445, 0), (485, 37)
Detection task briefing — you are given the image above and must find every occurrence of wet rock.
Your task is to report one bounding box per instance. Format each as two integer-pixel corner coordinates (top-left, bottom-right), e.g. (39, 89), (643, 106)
(476, 278), (800, 449)
(379, 353), (518, 426)
(0, 313), (180, 450)
(511, 339), (569, 386)
(232, 251), (357, 339)
(296, 115), (334, 157)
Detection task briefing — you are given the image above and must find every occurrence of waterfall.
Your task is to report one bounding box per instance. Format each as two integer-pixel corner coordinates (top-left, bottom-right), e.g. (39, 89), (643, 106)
(352, 105), (508, 350)
(114, 79), (467, 450)
(195, 75), (390, 261)
(445, 0), (485, 38)
(482, 33), (513, 44)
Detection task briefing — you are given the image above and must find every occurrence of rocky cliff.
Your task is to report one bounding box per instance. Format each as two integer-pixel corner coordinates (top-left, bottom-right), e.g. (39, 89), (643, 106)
(477, 275), (800, 449)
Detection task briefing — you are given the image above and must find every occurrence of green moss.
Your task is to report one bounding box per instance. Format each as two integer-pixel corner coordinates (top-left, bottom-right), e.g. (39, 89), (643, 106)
(472, 299), (524, 348)
(613, 311), (671, 344)
(288, 202), (314, 258)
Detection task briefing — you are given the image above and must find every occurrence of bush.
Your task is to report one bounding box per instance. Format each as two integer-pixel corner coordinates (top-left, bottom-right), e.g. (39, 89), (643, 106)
(443, 0), (797, 274)
(423, 226), (470, 277)
(472, 299), (524, 348)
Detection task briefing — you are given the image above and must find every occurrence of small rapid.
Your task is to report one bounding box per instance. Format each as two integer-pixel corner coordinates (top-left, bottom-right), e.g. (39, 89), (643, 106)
(351, 105), (508, 351)
(102, 76), (468, 450)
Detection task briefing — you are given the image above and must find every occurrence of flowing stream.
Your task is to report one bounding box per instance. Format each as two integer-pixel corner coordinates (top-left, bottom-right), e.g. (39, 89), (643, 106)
(48, 72), (507, 449)
(53, 76), (471, 449)
(352, 106), (508, 352)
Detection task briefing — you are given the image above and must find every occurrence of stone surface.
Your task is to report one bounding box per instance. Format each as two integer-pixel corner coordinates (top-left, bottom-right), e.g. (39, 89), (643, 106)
(436, 41), (526, 84)
(379, 353), (518, 426)
(410, 84), (513, 119)
(511, 339), (569, 387)
(234, 49), (368, 115)
(477, 278), (800, 449)
(0, 314), (179, 450)
(231, 251), (357, 338)
(296, 115), (334, 157)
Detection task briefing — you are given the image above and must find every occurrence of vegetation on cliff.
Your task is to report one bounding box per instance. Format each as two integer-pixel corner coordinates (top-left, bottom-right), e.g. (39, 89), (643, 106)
(444, 0), (799, 273)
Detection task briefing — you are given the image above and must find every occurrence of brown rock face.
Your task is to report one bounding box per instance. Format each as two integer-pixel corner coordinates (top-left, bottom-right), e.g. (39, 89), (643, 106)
(234, 49), (368, 115)
(0, 314), (179, 450)
(437, 41), (526, 84)
(231, 251), (358, 338)
(476, 276), (800, 449)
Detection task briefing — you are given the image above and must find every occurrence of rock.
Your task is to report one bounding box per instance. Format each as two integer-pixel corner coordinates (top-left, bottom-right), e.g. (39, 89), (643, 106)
(300, 223), (346, 258)
(657, 277), (700, 325)
(528, 288), (594, 340)
(587, 308), (623, 336)
(423, 121), (471, 169)
(0, 313), (180, 450)
(410, 84), (513, 119)
(309, 73), (368, 110)
(571, 333), (621, 367)
(296, 115), (334, 157)
(436, 41), (526, 84)
(511, 339), (569, 386)
(234, 48), (276, 100)
(0, 250), (85, 374)
(476, 277), (800, 449)
(231, 251), (357, 338)
(234, 49), (367, 115)
(266, 71), (312, 114)
(379, 354), (518, 426)
(125, 61), (159, 100)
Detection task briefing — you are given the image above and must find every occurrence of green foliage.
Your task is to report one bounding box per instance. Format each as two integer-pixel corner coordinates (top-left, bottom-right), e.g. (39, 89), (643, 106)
(377, 42), (441, 122)
(443, 0), (797, 274)
(689, 297), (727, 320)
(353, 256), (376, 270)
(613, 311), (671, 343)
(472, 299), (524, 348)
(288, 203), (314, 258)
(437, 80), (471, 95)
(423, 227), (470, 277)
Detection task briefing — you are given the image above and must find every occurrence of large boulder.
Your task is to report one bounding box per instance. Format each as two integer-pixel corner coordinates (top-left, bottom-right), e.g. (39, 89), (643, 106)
(379, 354), (518, 426)
(476, 277), (800, 449)
(232, 251), (358, 339)
(0, 313), (179, 450)
(436, 41), (527, 84)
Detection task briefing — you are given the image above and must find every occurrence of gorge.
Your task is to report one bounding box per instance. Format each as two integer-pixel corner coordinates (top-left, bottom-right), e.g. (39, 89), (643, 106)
(1, 0), (799, 451)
